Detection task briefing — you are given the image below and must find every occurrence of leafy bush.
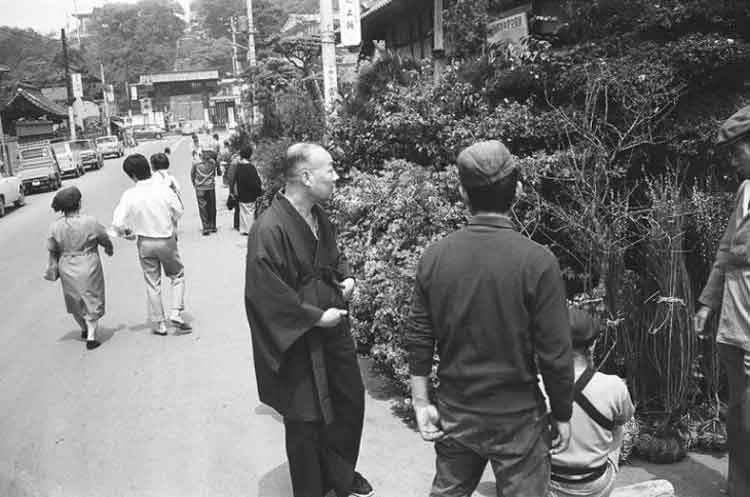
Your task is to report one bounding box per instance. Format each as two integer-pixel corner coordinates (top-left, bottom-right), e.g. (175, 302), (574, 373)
(330, 160), (466, 392)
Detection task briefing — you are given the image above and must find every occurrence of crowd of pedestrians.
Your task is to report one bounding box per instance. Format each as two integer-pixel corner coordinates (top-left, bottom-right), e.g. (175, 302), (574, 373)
(42, 103), (750, 497)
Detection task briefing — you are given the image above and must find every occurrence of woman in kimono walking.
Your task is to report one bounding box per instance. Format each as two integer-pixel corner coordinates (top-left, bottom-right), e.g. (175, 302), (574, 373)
(46, 187), (114, 350)
(230, 144), (263, 235)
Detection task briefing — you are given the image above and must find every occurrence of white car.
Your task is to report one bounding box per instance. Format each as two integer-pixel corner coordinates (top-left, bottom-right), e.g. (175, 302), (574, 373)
(0, 171), (25, 217)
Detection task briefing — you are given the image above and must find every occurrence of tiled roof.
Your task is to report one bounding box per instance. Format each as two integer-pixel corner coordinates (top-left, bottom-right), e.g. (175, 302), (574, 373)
(361, 0), (393, 19)
(4, 87), (67, 117)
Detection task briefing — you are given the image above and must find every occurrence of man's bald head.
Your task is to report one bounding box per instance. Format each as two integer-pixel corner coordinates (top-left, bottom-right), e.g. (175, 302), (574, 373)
(284, 143), (339, 202)
(284, 143), (328, 183)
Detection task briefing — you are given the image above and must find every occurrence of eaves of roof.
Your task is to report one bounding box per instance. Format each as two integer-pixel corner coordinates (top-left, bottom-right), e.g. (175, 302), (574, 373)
(361, 0), (393, 20)
(4, 88), (68, 117)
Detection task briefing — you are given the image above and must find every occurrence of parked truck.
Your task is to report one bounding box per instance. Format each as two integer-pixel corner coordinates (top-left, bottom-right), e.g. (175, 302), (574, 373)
(16, 141), (62, 193)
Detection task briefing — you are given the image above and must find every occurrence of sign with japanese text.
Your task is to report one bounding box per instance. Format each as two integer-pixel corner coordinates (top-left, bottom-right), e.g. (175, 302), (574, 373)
(130, 85), (138, 101)
(488, 12), (528, 46)
(339, 0), (361, 46)
(70, 73), (83, 98)
(105, 84), (115, 103)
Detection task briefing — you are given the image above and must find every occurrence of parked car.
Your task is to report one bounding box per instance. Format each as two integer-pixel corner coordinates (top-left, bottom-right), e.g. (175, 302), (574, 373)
(95, 135), (125, 158)
(16, 142), (62, 193)
(133, 125), (164, 140)
(180, 122), (194, 136)
(69, 139), (103, 171)
(0, 170), (25, 217)
(51, 141), (84, 178)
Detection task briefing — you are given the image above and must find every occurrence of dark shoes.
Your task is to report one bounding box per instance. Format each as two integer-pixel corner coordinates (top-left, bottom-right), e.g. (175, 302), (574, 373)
(349, 472), (374, 497)
(86, 340), (101, 350)
(202, 230), (210, 236)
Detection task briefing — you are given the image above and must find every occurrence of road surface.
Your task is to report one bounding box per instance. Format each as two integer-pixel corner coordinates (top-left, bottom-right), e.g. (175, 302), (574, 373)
(0, 136), (729, 497)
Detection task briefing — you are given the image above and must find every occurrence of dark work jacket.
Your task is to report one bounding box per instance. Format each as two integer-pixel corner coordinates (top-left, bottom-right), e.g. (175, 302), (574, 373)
(406, 215), (574, 422)
(245, 193), (353, 423)
(233, 160), (264, 204)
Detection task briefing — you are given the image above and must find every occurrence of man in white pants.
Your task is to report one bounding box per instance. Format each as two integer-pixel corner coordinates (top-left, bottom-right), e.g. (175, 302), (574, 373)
(112, 153), (191, 335)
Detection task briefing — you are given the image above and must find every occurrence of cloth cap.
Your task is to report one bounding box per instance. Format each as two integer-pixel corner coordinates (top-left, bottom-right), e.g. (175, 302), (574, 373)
(456, 140), (517, 188)
(569, 307), (601, 347)
(718, 105), (750, 146)
(51, 186), (82, 212)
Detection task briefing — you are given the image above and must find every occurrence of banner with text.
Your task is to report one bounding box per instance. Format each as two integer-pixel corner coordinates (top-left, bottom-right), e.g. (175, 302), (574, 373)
(339, 0), (362, 46)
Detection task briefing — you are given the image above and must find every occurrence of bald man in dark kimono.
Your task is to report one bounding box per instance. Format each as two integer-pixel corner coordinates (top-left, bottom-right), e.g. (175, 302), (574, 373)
(245, 143), (374, 497)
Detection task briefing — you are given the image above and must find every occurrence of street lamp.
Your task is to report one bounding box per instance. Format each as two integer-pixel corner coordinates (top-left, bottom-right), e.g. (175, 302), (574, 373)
(0, 64), (10, 173)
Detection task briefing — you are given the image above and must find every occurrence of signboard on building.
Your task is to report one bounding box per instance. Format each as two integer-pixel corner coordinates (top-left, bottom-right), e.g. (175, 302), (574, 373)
(70, 73), (83, 98)
(130, 85), (138, 101)
(339, 0), (362, 46)
(488, 12), (528, 46)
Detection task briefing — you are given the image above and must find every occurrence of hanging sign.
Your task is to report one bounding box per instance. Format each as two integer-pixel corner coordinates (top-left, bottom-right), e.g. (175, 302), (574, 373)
(339, 0), (362, 46)
(130, 85), (138, 101)
(70, 73), (83, 98)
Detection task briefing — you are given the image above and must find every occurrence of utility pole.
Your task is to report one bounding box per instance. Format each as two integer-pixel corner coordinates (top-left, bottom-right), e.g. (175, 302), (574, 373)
(246, 0), (258, 126)
(230, 16), (239, 76)
(61, 28), (77, 140)
(0, 65), (9, 174)
(319, 0), (338, 114)
(100, 63), (111, 137)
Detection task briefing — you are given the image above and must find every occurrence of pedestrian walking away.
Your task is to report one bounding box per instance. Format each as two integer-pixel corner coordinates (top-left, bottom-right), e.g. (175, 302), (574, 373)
(111, 154), (191, 335)
(245, 143), (374, 497)
(405, 140), (574, 497)
(151, 152), (183, 208)
(695, 104), (750, 497)
(230, 143), (263, 235)
(191, 138), (217, 235)
(45, 186), (114, 350)
(545, 308), (635, 497)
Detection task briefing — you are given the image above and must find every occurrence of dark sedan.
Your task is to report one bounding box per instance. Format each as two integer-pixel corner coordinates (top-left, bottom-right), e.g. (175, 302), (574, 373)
(133, 125), (164, 140)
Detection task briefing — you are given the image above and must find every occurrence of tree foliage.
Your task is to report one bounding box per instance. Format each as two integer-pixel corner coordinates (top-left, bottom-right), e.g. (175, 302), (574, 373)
(190, 0), (285, 44)
(328, 0), (750, 420)
(87, 0), (186, 107)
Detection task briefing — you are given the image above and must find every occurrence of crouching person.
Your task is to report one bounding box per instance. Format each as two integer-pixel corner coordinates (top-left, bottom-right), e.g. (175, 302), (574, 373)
(547, 308), (635, 497)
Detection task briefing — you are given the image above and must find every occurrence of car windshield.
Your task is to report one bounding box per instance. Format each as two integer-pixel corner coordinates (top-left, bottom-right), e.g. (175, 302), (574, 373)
(20, 147), (48, 160)
(69, 141), (93, 151)
(52, 143), (68, 154)
(96, 137), (117, 144)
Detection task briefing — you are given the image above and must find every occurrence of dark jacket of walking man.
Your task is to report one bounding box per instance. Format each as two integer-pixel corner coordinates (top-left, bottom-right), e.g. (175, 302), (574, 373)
(405, 140), (574, 497)
(244, 143), (374, 497)
(695, 105), (750, 497)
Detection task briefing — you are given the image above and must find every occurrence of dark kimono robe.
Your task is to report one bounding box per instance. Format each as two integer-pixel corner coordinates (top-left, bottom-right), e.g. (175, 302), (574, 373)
(245, 193), (365, 496)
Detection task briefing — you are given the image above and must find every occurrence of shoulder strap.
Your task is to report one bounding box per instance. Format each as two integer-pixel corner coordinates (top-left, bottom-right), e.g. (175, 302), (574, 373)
(574, 367), (615, 431)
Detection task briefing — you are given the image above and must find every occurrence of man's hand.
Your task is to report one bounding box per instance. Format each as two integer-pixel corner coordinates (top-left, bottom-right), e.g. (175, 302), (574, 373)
(339, 277), (355, 301)
(550, 420), (571, 455)
(414, 402), (444, 442)
(694, 306), (712, 339)
(317, 308), (348, 328)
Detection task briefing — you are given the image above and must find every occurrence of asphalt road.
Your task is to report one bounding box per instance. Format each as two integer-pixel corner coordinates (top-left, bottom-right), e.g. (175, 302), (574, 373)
(0, 136), (729, 497)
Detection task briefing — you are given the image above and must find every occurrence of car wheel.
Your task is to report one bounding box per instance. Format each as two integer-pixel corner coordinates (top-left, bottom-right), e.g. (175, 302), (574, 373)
(0, 196), (5, 217)
(14, 187), (25, 207)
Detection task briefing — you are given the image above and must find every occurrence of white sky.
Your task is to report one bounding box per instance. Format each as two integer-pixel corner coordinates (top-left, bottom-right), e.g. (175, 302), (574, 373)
(0, 0), (192, 35)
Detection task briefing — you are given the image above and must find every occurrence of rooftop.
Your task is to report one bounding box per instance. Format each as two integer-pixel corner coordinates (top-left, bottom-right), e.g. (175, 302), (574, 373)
(138, 70), (220, 85)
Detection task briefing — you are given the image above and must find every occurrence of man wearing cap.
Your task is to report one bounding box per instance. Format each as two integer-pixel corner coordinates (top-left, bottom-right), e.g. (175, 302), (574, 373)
(545, 308), (634, 497)
(695, 105), (750, 496)
(405, 140), (574, 497)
